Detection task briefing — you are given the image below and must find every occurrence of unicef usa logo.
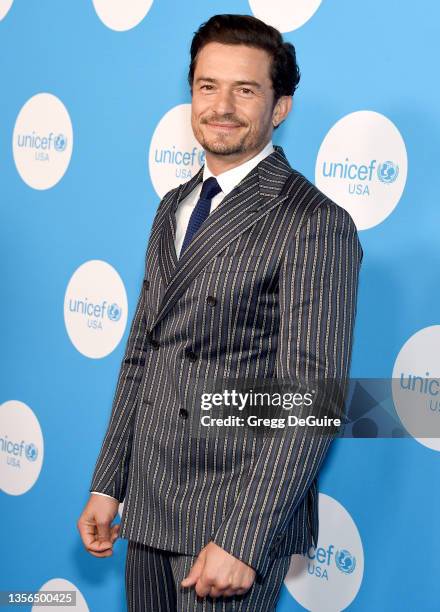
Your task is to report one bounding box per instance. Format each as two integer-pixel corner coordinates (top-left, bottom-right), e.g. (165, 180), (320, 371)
(153, 145), (205, 179)
(25, 442), (38, 461)
(335, 549), (356, 574)
(55, 134), (67, 151)
(284, 494), (364, 611)
(15, 131), (68, 159)
(0, 400), (44, 495)
(108, 303), (122, 321)
(64, 260), (128, 359)
(66, 296), (122, 329)
(321, 157), (400, 195)
(13, 93), (73, 190)
(392, 325), (440, 452)
(149, 104), (206, 198)
(306, 543), (356, 579)
(377, 160), (399, 184)
(1, 436), (38, 467)
(316, 111), (407, 230)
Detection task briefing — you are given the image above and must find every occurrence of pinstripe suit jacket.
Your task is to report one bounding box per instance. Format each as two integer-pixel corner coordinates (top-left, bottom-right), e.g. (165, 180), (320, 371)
(89, 145), (362, 579)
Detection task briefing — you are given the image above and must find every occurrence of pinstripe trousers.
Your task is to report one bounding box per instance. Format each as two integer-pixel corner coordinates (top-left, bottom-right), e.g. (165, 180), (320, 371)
(125, 540), (292, 611)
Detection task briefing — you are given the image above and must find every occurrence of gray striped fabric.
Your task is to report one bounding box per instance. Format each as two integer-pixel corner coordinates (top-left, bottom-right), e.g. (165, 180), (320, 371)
(89, 145), (363, 579)
(125, 540), (292, 611)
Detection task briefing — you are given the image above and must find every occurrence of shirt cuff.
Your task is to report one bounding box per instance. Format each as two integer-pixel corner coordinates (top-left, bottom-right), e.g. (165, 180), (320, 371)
(91, 491), (119, 501)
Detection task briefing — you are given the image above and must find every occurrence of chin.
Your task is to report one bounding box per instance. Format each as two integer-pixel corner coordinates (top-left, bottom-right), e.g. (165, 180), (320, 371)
(204, 142), (245, 156)
(199, 134), (245, 156)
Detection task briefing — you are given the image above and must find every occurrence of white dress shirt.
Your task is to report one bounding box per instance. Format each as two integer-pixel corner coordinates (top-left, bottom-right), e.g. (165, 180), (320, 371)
(91, 139), (274, 502)
(174, 139), (274, 259)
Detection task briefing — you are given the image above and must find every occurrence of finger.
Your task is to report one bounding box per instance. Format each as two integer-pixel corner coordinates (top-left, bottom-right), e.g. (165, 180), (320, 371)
(220, 574), (253, 598)
(85, 534), (114, 557)
(77, 518), (99, 548)
(110, 524), (120, 543)
(208, 578), (233, 598)
(195, 579), (213, 599)
(208, 585), (228, 598)
(87, 548), (113, 558)
(87, 539), (113, 552)
(221, 586), (248, 597)
(181, 554), (205, 587)
(96, 519), (112, 541)
(194, 573), (218, 598)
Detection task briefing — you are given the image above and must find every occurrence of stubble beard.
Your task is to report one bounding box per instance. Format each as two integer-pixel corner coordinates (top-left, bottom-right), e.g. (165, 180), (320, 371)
(199, 133), (247, 156)
(193, 116), (269, 157)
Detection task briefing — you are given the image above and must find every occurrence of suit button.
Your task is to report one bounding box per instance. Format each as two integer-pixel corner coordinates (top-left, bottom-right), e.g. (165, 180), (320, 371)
(271, 535), (283, 553)
(148, 332), (160, 349)
(179, 408), (188, 419)
(206, 295), (217, 307)
(143, 279), (150, 290)
(186, 350), (197, 362)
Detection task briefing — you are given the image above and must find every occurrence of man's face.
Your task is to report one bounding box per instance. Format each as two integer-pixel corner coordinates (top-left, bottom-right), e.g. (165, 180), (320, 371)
(191, 42), (277, 160)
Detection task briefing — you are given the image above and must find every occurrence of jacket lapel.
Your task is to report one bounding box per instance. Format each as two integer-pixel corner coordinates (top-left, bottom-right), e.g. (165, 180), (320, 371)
(152, 145), (293, 332)
(158, 165), (204, 289)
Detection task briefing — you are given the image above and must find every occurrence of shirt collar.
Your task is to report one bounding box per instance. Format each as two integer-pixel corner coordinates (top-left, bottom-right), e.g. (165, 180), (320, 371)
(202, 140), (275, 196)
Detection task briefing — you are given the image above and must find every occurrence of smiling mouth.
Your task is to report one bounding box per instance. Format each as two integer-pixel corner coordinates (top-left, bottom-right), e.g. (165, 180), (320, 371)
(206, 122), (242, 130)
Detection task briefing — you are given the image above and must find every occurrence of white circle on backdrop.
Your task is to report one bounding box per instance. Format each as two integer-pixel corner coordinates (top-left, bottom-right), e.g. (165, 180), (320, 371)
(392, 325), (440, 452)
(284, 493), (364, 611)
(249, 0), (322, 32)
(0, 400), (44, 495)
(148, 103), (205, 198)
(92, 0), (153, 31)
(0, 0), (14, 20)
(64, 260), (128, 359)
(12, 93), (73, 190)
(33, 578), (89, 611)
(315, 111), (407, 230)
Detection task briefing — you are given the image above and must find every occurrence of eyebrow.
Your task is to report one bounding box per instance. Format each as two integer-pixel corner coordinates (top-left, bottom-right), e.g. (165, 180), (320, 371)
(195, 77), (263, 90)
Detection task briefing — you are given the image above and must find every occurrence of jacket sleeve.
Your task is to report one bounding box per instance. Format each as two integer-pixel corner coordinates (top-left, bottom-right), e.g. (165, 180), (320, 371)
(88, 273), (150, 502)
(211, 202), (363, 578)
(88, 187), (178, 502)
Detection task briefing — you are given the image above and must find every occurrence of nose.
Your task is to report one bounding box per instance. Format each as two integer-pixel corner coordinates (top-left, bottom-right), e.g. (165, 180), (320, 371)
(211, 87), (235, 117)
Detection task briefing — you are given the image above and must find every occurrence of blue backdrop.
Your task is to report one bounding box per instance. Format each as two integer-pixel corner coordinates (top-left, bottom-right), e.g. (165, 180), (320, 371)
(1, 1), (439, 610)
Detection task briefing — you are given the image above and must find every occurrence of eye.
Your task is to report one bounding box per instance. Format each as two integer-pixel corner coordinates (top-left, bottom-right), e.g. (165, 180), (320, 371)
(239, 87), (254, 95)
(200, 84), (214, 90)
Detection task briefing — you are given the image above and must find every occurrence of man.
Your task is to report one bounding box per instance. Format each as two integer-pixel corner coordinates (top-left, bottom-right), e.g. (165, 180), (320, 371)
(78, 14), (363, 611)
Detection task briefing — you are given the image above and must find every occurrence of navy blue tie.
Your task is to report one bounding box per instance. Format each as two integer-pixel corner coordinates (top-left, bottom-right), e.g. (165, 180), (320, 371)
(180, 177), (222, 256)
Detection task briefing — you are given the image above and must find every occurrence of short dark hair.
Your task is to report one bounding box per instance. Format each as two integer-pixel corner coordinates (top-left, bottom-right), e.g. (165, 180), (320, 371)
(188, 14), (301, 105)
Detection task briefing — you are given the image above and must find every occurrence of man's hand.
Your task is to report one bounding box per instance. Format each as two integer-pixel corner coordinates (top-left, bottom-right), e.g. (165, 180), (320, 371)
(181, 541), (256, 599)
(77, 494), (120, 557)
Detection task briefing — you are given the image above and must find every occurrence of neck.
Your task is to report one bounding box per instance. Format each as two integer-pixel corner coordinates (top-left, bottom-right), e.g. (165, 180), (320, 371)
(205, 141), (271, 176)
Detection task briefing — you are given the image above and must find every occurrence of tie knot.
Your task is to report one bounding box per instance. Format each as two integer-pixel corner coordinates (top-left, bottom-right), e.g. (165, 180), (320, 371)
(200, 177), (222, 201)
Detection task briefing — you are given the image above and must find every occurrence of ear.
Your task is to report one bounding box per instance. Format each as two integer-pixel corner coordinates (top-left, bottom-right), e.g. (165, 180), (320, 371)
(272, 95), (292, 128)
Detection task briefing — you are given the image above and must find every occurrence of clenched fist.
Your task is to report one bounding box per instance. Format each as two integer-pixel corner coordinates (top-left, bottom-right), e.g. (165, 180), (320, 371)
(181, 541), (256, 599)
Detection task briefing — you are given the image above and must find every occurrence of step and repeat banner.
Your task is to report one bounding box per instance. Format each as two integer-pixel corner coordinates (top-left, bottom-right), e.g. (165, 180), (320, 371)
(1, 1), (438, 610)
